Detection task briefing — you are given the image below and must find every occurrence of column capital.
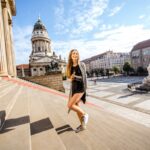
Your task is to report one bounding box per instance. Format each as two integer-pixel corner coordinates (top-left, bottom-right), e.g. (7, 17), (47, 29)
(1, 1), (7, 8)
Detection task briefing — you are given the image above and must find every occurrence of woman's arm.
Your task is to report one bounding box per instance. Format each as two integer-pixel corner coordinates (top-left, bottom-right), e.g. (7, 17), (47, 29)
(67, 74), (75, 82)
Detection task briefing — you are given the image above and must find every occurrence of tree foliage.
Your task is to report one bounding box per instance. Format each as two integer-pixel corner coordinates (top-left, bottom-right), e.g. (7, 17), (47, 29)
(112, 66), (120, 74)
(123, 62), (131, 75)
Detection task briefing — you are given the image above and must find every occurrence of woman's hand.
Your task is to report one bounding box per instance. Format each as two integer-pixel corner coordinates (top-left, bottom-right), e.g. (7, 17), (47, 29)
(70, 74), (75, 81)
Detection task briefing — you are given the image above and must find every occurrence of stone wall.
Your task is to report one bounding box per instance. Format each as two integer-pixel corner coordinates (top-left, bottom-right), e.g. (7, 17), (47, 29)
(17, 68), (30, 77)
(22, 72), (65, 92)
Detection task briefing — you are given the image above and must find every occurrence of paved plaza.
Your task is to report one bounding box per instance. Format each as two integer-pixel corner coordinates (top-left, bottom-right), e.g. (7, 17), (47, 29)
(64, 76), (150, 127)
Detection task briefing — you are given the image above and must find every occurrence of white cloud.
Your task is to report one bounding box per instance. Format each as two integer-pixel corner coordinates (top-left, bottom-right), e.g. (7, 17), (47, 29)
(13, 23), (150, 64)
(53, 24), (150, 60)
(13, 25), (32, 65)
(108, 3), (124, 17)
(54, 0), (109, 37)
(139, 14), (145, 19)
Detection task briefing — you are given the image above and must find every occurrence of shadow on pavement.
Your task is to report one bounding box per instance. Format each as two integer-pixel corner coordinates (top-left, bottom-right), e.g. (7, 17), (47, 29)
(56, 124), (73, 134)
(0, 115), (30, 134)
(30, 117), (54, 135)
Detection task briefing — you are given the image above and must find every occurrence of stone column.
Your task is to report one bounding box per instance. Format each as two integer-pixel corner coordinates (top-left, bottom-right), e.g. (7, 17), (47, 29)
(32, 42), (34, 52)
(0, 1), (8, 76)
(44, 41), (46, 51)
(2, 1), (13, 76)
(33, 43), (35, 52)
(9, 19), (16, 77)
(35, 41), (37, 52)
(42, 41), (44, 53)
(47, 41), (48, 52)
(40, 41), (42, 51)
(47, 42), (49, 52)
(21, 65), (25, 77)
(39, 40), (41, 51)
(37, 40), (40, 51)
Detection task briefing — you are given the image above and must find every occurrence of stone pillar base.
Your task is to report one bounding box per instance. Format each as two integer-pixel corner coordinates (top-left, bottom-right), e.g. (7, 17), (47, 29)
(0, 74), (12, 78)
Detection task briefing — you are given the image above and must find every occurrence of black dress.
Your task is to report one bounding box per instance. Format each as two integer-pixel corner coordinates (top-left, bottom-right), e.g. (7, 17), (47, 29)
(71, 65), (86, 103)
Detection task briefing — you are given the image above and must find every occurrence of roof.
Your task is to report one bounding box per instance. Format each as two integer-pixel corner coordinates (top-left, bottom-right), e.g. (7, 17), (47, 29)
(82, 51), (113, 62)
(33, 18), (46, 31)
(16, 64), (29, 69)
(132, 39), (150, 51)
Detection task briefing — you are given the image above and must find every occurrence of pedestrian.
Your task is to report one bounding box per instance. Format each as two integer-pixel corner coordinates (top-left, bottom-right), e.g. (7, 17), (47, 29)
(94, 79), (96, 85)
(66, 49), (89, 133)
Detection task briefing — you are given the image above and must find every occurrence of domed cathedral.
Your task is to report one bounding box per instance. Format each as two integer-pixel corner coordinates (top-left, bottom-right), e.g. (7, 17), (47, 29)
(29, 17), (66, 76)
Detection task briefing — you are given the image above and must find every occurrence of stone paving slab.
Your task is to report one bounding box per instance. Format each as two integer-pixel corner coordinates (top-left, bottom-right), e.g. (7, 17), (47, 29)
(134, 100), (150, 111)
(106, 94), (140, 104)
(91, 86), (111, 90)
(89, 91), (114, 97)
(86, 97), (150, 128)
(86, 89), (98, 93)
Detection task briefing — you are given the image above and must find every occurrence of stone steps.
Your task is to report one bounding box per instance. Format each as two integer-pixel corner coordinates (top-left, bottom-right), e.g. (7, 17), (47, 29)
(0, 83), (22, 129)
(0, 80), (11, 87)
(0, 78), (88, 150)
(0, 81), (17, 96)
(39, 90), (89, 150)
(0, 77), (150, 150)
(28, 88), (66, 150)
(0, 87), (31, 150)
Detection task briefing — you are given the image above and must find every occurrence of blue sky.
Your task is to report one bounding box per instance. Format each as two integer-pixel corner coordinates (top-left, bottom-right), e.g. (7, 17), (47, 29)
(13, 0), (150, 64)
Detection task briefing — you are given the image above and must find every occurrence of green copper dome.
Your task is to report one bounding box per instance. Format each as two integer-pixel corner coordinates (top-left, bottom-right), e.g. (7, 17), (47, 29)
(33, 18), (46, 31)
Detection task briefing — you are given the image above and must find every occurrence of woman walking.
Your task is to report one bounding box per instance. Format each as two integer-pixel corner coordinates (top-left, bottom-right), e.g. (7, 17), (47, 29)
(66, 49), (89, 133)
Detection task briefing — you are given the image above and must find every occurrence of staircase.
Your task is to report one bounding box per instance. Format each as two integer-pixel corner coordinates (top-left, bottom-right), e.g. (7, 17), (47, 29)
(0, 77), (150, 150)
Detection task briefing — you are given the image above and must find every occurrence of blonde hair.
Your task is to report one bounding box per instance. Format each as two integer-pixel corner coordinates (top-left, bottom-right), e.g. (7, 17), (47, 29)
(66, 49), (80, 78)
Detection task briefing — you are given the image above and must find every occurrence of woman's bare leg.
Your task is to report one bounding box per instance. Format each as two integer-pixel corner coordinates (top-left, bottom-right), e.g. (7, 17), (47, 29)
(76, 102), (82, 124)
(68, 93), (85, 116)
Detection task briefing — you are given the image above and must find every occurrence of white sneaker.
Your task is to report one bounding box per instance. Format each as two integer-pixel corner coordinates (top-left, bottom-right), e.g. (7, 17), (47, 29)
(82, 113), (89, 126)
(75, 125), (85, 133)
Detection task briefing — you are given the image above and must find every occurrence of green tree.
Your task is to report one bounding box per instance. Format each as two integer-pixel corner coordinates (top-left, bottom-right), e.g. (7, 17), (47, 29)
(106, 69), (110, 78)
(137, 66), (144, 76)
(123, 62), (131, 75)
(100, 68), (104, 76)
(95, 69), (99, 77)
(112, 66), (120, 74)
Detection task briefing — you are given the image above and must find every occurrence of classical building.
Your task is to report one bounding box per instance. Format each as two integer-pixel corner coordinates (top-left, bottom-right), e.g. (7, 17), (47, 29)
(82, 51), (130, 73)
(29, 17), (66, 76)
(131, 39), (150, 71)
(0, 0), (16, 77)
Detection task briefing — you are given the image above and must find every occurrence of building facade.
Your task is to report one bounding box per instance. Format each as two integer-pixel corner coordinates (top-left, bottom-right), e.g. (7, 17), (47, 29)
(16, 64), (30, 77)
(0, 0), (16, 77)
(131, 39), (150, 71)
(29, 18), (66, 76)
(82, 51), (130, 73)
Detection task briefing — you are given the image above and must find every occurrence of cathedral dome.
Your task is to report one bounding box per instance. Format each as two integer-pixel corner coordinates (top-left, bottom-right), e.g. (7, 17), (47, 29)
(33, 18), (46, 31)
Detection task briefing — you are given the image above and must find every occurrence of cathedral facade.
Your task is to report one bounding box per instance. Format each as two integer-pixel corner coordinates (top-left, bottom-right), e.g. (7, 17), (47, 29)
(29, 18), (66, 76)
(0, 0), (16, 77)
